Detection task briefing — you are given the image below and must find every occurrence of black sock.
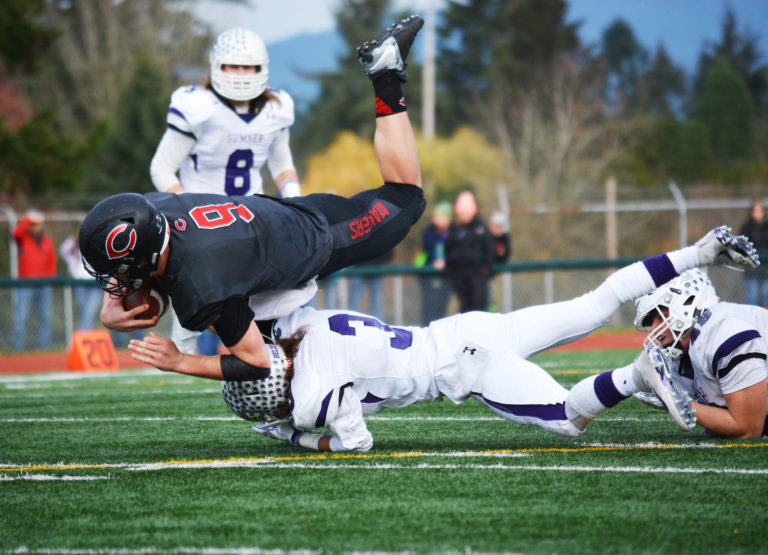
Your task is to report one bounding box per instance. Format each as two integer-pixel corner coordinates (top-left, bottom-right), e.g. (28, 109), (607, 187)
(372, 71), (406, 117)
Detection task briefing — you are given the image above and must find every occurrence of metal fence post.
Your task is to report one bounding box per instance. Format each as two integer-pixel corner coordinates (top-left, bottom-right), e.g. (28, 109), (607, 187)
(64, 286), (74, 345)
(668, 181), (688, 247)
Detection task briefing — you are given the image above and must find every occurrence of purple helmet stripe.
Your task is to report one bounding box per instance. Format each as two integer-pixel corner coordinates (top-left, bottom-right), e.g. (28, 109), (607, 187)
(642, 254), (678, 287)
(594, 370), (629, 408)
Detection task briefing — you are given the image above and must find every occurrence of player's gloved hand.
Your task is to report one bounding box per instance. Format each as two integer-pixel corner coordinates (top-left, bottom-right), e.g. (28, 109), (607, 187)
(252, 421), (301, 443)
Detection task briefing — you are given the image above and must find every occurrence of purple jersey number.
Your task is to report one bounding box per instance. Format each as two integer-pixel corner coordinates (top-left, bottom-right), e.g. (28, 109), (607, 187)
(327, 313), (412, 350)
(225, 149), (254, 195)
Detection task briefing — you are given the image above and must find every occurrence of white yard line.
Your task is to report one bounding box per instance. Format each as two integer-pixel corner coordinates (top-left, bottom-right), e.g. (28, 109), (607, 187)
(2, 442), (766, 476)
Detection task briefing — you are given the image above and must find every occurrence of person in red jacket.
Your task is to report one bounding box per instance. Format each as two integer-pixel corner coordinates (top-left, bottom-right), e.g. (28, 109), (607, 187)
(13, 210), (56, 350)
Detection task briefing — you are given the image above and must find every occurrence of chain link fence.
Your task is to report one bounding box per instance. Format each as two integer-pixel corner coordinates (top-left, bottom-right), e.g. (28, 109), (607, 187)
(0, 188), (763, 354)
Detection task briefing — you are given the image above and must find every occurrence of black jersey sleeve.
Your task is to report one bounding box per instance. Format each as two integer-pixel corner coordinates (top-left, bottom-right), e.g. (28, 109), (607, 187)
(210, 297), (256, 347)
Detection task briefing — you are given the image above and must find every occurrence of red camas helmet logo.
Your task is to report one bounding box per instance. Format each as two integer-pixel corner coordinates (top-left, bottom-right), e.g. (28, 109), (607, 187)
(105, 224), (137, 260)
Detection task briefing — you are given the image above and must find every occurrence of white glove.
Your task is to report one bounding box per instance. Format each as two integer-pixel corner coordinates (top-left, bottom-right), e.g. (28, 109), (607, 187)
(252, 421), (300, 443)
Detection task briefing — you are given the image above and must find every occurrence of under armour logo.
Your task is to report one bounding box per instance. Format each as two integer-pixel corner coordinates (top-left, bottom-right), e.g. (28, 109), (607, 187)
(462, 346), (477, 355)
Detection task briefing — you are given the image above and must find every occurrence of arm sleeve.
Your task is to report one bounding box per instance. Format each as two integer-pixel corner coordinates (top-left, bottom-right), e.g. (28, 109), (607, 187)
(266, 128), (297, 178)
(12, 217), (30, 242)
(149, 128), (196, 192)
(208, 297), (255, 347)
(326, 387), (374, 452)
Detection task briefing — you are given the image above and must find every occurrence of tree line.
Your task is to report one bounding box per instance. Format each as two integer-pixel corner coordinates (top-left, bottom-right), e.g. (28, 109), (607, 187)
(1, 0), (766, 210)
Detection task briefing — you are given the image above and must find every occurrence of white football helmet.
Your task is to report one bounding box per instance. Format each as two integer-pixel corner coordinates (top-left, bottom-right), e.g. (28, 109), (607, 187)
(221, 345), (291, 422)
(210, 28), (269, 101)
(634, 268), (719, 360)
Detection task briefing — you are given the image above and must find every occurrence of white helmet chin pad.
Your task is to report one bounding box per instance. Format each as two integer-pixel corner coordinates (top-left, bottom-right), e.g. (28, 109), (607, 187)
(210, 28), (269, 101)
(635, 268), (719, 360)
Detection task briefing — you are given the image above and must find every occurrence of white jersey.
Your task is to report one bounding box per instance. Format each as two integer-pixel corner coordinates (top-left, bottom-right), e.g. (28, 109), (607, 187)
(166, 85), (295, 195)
(273, 303), (593, 451)
(682, 302), (768, 410)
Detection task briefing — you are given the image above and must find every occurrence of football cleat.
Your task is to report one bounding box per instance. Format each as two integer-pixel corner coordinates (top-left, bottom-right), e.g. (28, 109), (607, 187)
(633, 347), (697, 431)
(357, 14), (424, 82)
(696, 225), (760, 270)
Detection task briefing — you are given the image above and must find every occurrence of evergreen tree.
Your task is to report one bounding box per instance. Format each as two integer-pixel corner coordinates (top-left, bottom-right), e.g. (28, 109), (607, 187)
(637, 44), (686, 115)
(601, 18), (647, 113)
(86, 55), (169, 196)
(695, 56), (756, 162)
(691, 6), (767, 118)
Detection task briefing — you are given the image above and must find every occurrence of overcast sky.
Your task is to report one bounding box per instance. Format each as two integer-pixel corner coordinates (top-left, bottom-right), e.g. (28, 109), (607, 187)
(194, 0), (768, 71)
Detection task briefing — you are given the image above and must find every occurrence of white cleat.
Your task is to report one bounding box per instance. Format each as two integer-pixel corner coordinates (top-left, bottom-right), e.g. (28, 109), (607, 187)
(696, 225), (760, 270)
(633, 347), (697, 431)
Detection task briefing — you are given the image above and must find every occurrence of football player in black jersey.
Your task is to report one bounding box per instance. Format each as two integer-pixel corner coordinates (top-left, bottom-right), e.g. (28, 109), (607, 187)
(79, 16), (426, 381)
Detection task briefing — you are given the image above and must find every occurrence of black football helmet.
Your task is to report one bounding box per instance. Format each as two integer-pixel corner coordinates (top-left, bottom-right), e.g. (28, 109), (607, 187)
(79, 193), (169, 296)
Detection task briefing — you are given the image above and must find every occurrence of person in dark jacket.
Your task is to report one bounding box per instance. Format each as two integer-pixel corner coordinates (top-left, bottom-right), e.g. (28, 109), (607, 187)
(739, 199), (768, 306)
(445, 191), (495, 312)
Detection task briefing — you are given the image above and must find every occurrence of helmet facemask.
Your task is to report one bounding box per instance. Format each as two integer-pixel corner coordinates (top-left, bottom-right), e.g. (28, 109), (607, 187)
(209, 28), (269, 101)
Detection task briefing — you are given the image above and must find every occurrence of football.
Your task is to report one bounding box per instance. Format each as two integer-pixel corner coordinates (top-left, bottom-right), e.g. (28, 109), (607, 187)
(122, 278), (169, 320)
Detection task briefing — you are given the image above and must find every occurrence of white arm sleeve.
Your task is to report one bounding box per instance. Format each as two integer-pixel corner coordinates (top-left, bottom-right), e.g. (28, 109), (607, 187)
(267, 127), (296, 179)
(149, 128), (196, 192)
(326, 387), (373, 452)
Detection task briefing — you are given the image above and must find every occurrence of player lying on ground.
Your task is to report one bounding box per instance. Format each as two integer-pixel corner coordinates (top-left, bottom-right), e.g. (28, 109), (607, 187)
(78, 16), (426, 378)
(631, 268), (768, 438)
(129, 227), (760, 451)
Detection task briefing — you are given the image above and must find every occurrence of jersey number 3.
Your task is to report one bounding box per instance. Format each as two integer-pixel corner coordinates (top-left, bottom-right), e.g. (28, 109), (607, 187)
(328, 314), (412, 350)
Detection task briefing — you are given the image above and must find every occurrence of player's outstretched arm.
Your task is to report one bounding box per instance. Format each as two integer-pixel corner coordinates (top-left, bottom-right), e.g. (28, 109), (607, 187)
(129, 332), (223, 379)
(252, 422), (334, 451)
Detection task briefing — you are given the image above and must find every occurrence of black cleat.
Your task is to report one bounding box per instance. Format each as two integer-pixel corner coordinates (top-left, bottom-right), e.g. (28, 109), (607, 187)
(357, 15), (425, 82)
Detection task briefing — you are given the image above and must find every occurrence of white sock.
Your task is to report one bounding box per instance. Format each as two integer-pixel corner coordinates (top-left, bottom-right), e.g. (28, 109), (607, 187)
(611, 362), (639, 396)
(667, 245), (700, 272)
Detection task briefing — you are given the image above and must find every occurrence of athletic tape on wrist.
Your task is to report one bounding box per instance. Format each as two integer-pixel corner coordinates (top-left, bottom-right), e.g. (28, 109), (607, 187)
(280, 180), (301, 198)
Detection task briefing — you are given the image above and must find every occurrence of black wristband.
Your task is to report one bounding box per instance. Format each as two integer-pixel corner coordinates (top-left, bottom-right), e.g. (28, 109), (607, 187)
(220, 354), (270, 381)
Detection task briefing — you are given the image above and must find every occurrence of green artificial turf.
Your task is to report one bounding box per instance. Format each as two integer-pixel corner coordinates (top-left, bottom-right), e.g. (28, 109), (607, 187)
(1, 350), (766, 554)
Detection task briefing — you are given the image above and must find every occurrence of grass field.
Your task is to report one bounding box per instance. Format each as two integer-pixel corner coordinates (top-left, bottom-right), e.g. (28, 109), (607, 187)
(2, 349), (767, 554)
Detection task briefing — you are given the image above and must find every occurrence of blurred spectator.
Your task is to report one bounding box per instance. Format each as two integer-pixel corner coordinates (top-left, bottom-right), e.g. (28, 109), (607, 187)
(739, 199), (768, 306)
(348, 251), (393, 321)
(60, 227), (102, 330)
(13, 209), (56, 350)
(418, 201), (452, 325)
(488, 211), (511, 264)
(445, 191), (494, 313)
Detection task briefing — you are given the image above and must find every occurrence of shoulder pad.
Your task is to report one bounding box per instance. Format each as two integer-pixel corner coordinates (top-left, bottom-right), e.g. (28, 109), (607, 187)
(265, 88), (295, 126)
(168, 86), (218, 132)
